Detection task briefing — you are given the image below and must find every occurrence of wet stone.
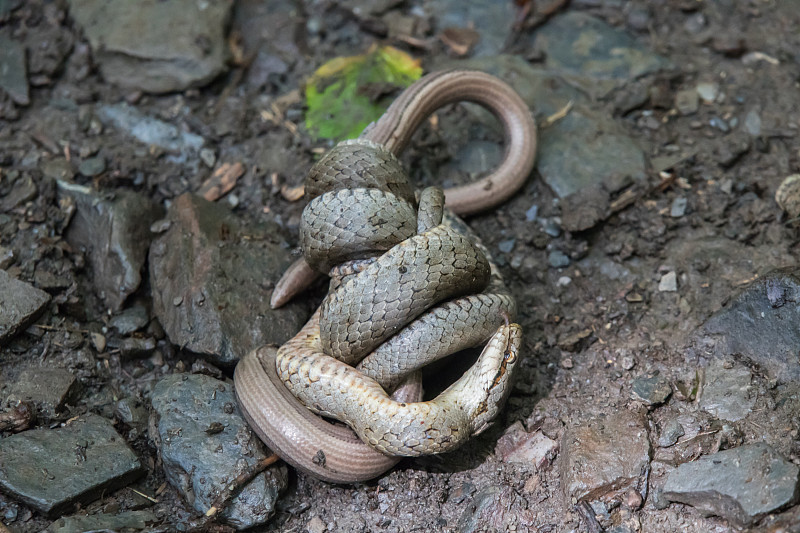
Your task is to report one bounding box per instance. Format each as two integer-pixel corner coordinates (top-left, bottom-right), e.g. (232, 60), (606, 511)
(68, 0), (231, 93)
(662, 443), (799, 527)
(426, 0), (516, 57)
(77, 156), (106, 177)
(46, 510), (156, 533)
(150, 374), (287, 529)
(109, 304), (149, 335)
(631, 372), (671, 406)
(0, 269), (50, 344)
(60, 184), (163, 312)
(670, 197), (687, 218)
(5, 367), (81, 417)
(533, 11), (669, 95)
(657, 419), (685, 448)
(0, 34), (28, 105)
(149, 194), (307, 365)
(561, 410), (651, 502)
(0, 414), (143, 517)
(698, 360), (754, 422)
(691, 268), (800, 385)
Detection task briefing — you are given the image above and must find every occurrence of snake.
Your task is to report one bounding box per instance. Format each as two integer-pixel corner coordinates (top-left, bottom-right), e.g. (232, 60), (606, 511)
(234, 69), (537, 482)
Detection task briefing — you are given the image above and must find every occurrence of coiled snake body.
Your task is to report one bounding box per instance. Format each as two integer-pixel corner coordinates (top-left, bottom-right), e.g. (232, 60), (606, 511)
(235, 70), (537, 482)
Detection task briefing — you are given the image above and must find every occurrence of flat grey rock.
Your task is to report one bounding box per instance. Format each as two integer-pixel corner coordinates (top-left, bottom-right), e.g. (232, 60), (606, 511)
(691, 268), (800, 385)
(631, 372), (672, 406)
(0, 414), (143, 517)
(0, 269), (50, 344)
(699, 360), (755, 422)
(149, 194), (307, 365)
(68, 0), (231, 93)
(0, 33), (28, 105)
(150, 374), (287, 529)
(60, 183), (163, 312)
(46, 510), (156, 533)
(561, 410), (651, 502)
(5, 367), (81, 417)
(662, 443), (799, 527)
(533, 11), (669, 97)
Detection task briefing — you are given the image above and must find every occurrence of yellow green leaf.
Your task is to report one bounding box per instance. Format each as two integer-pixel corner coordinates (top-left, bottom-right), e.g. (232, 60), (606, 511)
(305, 45), (423, 141)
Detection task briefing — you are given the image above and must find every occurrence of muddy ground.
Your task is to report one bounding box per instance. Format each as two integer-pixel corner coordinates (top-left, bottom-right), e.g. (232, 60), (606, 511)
(1, 1), (800, 532)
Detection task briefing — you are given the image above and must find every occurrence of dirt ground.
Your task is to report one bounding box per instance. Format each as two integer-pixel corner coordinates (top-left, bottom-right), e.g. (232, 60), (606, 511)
(2, 1), (800, 532)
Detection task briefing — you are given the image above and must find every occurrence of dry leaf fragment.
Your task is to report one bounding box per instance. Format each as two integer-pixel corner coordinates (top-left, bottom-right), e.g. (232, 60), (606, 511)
(439, 27), (480, 57)
(199, 162), (245, 201)
(281, 184), (305, 202)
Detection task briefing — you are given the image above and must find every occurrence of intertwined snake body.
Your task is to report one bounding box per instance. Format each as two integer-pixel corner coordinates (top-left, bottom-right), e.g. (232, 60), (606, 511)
(235, 70), (537, 482)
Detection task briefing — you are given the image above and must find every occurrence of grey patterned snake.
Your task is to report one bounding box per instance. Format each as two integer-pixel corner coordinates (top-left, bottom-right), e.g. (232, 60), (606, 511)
(234, 70), (537, 482)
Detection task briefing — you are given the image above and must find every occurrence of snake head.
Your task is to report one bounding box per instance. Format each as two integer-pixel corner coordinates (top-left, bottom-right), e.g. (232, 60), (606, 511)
(470, 323), (523, 436)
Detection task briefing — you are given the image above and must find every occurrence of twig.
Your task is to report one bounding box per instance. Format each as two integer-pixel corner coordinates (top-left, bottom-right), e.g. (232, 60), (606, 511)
(204, 454), (280, 519)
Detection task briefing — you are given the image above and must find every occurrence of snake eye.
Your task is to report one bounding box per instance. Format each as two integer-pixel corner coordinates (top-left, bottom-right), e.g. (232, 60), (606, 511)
(503, 350), (516, 364)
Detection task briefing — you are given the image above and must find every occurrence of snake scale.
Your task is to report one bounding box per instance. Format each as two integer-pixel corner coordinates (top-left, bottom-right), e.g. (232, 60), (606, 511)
(235, 69), (537, 482)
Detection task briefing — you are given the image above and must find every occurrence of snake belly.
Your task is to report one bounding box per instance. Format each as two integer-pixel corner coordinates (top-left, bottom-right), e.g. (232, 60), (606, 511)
(274, 139), (521, 456)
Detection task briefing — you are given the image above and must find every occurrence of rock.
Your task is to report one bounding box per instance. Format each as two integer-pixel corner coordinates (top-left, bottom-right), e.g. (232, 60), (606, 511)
(5, 367), (81, 417)
(715, 134), (751, 168)
(533, 12), (669, 96)
(498, 239), (515, 254)
(305, 515), (327, 533)
(744, 109), (762, 136)
(775, 174), (800, 218)
(696, 82), (719, 104)
(561, 410), (651, 502)
(96, 104), (205, 163)
(670, 197), (687, 218)
(548, 250), (570, 269)
(77, 156), (106, 177)
(109, 305), (149, 335)
(0, 269), (50, 344)
(425, 0), (516, 57)
(149, 194), (307, 365)
(60, 184), (162, 312)
(674, 89), (699, 115)
(692, 268), (800, 384)
(631, 372), (671, 406)
(457, 485), (531, 533)
(68, 0), (231, 93)
(495, 422), (559, 469)
(150, 374), (287, 529)
(560, 184), (610, 232)
(662, 443), (799, 527)
(0, 34), (28, 105)
(657, 419), (685, 448)
(46, 510), (156, 533)
(698, 360), (755, 422)
(658, 271), (678, 292)
(0, 414), (143, 517)
(114, 397), (148, 434)
(0, 172), (37, 212)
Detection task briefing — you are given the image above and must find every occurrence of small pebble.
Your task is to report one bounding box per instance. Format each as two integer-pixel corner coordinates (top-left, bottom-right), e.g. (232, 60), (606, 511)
(709, 116), (730, 133)
(542, 220), (562, 238)
(696, 82), (719, 104)
(525, 204), (539, 222)
(561, 357), (573, 369)
(744, 109), (762, 136)
(674, 89), (699, 115)
(658, 271), (678, 292)
(78, 156), (106, 177)
(548, 250), (570, 268)
(658, 419), (685, 447)
(557, 276), (572, 287)
(498, 239), (516, 253)
(670, 197), (687, 218)
(621, 355), (636, 370)
(200, 148), (216, 168)
(306, 516), (327, 533)
(775, 174), (800, 218)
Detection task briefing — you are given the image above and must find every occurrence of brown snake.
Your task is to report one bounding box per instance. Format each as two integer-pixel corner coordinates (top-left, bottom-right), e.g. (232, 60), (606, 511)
(234, 70), (537, 482)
